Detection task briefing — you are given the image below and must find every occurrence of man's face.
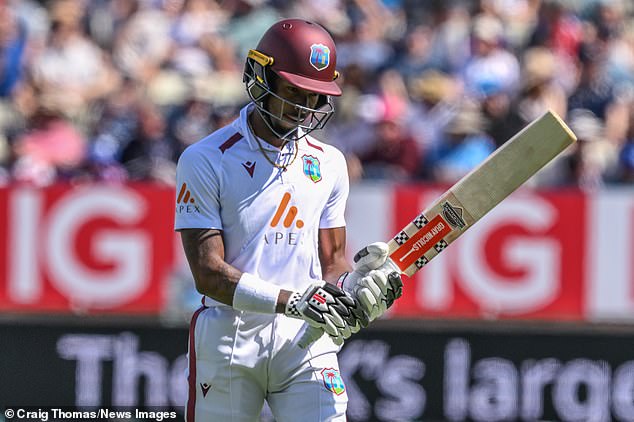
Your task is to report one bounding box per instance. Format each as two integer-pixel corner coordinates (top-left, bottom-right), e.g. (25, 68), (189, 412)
(266, 78), (321, 132)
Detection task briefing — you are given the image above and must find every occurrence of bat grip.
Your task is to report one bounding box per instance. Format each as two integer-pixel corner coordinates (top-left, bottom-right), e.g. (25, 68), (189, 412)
(296, 323), (324, 349)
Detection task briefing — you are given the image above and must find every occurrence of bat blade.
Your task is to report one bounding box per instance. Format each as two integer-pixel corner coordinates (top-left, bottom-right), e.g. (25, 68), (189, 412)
(388, 110), (577, 276)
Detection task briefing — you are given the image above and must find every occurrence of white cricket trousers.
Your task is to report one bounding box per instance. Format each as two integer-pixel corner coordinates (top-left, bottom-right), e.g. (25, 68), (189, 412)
(185, 305), (348, 422)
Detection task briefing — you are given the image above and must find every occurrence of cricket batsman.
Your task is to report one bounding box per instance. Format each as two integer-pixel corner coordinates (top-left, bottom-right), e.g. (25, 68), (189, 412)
(175, 19), (402, 421)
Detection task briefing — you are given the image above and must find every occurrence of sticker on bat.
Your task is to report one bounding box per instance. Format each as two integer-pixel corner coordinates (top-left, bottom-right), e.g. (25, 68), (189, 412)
(390, 214), (452, 271)
(442, 202), (467, 229)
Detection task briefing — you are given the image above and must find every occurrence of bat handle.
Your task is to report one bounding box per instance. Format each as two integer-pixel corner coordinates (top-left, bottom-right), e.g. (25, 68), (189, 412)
(296, 323), (324, 349)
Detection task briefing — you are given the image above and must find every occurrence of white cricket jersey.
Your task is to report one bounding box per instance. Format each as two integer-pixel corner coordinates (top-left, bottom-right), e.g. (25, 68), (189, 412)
(174, 104), (349, 306)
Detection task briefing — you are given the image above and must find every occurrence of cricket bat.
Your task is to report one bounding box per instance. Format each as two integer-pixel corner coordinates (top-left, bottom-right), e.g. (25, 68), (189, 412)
(298, 110), (577, 348)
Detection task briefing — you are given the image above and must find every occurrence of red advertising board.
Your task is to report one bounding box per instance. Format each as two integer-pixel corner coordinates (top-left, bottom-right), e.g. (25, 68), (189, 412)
(1, 183), (634, 321)
(0, 184), (176, 313)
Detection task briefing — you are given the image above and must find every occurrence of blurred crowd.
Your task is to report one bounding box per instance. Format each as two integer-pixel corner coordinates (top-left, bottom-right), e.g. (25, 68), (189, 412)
(1, 0), (634, 189)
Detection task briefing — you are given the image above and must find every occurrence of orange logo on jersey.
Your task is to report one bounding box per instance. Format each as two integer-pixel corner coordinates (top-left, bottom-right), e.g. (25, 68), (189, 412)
(270, 192), (304, 229)
(176, 183), (200, 214)
(177, 183), (196, 204)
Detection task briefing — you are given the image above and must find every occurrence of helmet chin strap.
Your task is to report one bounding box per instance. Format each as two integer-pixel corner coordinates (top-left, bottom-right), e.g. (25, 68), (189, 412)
(254, 99), (304, 144)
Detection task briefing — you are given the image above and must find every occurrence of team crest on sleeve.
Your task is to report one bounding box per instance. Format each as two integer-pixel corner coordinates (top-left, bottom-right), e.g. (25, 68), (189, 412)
(321, 368), (345, 395)
(302, 155), (322, 183)
(309, 44), (330, 71)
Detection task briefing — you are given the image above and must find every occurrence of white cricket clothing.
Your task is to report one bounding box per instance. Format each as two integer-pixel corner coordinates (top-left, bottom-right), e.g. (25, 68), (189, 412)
(175, 103), (350, 421)
(175, 104), (349, 305)
(187, 307), (347, 422)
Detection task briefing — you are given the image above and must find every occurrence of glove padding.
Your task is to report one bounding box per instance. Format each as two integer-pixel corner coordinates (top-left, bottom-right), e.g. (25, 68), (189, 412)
(285, 281), (368, 345)
(341, 242), (404, 321)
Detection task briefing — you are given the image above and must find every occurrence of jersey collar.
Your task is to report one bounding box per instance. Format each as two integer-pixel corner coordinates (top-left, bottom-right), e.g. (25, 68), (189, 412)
(233, 104), (260, 151)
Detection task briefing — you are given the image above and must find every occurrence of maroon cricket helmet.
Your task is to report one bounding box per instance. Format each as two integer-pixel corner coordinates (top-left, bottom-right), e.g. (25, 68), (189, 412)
(254, 19), (341, 96)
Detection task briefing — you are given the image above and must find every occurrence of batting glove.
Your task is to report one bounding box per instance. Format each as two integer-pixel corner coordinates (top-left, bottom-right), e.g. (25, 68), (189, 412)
(285, 281), (368, 345)
(340, 242), (404, 321)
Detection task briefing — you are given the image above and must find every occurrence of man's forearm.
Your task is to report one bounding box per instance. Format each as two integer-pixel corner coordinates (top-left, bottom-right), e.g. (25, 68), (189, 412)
(321, 259), (353, 285)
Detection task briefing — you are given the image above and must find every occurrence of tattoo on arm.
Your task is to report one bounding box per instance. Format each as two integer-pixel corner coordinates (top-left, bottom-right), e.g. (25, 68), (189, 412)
(180, 230), (303, 313)
(179, 228), (242, 306)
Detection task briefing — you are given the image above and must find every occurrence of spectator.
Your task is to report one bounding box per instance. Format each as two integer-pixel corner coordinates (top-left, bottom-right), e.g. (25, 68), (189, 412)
(480, 83), (526, 149)
(11, 98), (86, 186)
(529, 0), (583, 60)
(568, 108), (615, 190)
(0, 3), (28, 97)
(611, 141), (634, 184)
(517, 47), (568, 121)
(569, 37), (631, 145)
(483, 46), (567, 148)
(30, 0), (120, 119)
(608, 107), (634, 184)
(406, 70), (460, 150)
(606, 22), (634, 89)
(86, 0), (140, 51)
(168, 97), (216, 156)
(462, 14), (521, 98)
(169, 0), (230, 77)
(394, 24), (437, 83)
(478, 0), (541, 48)
(537, 108), (616, 190)
(222, 0), (280, 59)
(112, 0), (177, 82)
(424, 3), (472, 74)
(120, 101), (176, 184)
(357, 114), (422, 181)
(336, 17), (395, 72)
(89, 78), (142, 166)
(422, 100), (495, 183)
(528, 0), (583, 94)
